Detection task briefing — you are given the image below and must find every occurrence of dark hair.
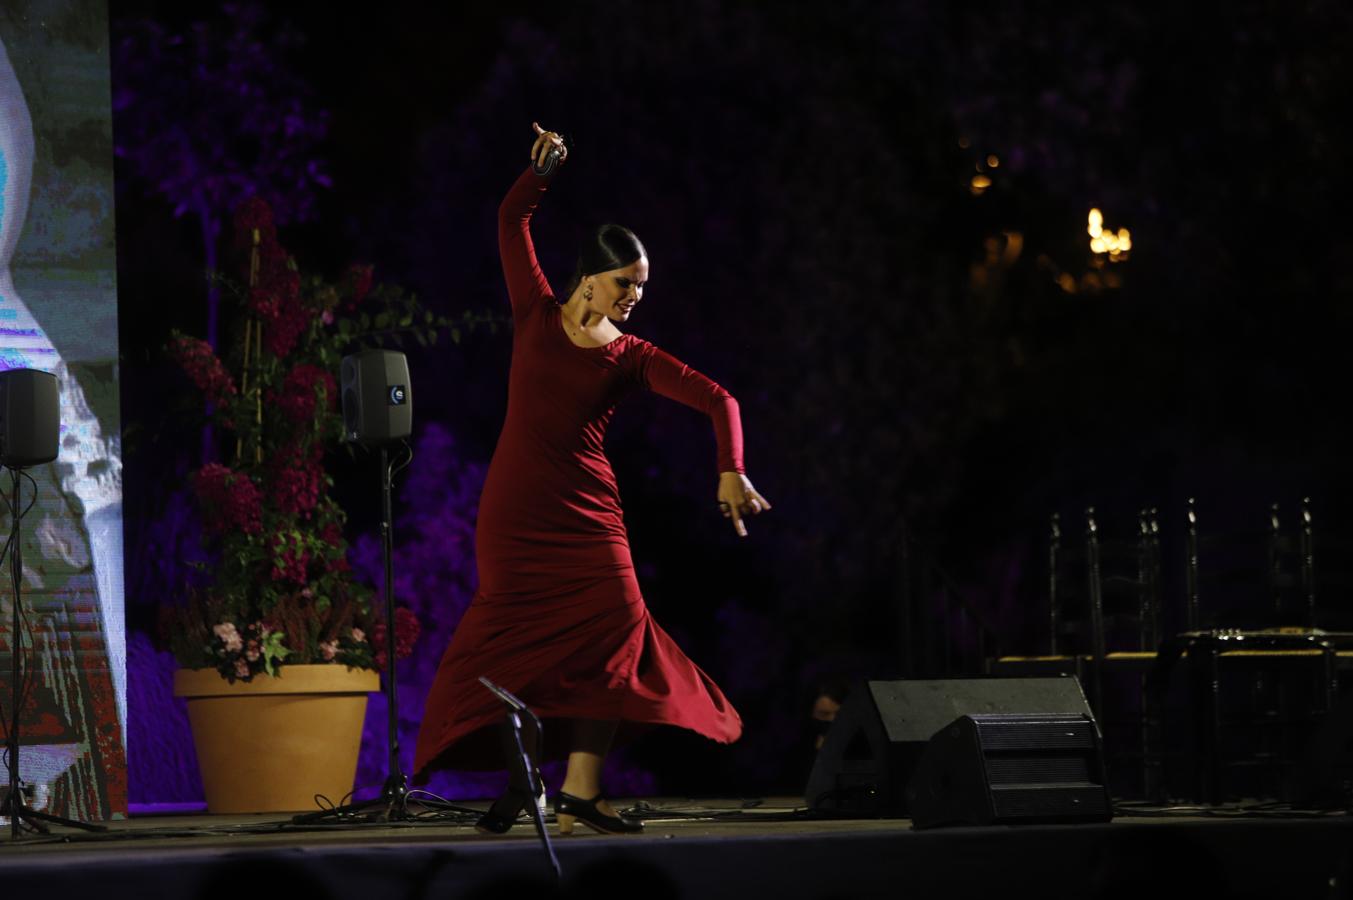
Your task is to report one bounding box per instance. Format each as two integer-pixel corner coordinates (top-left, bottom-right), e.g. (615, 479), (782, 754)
(562, 223), (647, 301)
(813, 678), (851, 706)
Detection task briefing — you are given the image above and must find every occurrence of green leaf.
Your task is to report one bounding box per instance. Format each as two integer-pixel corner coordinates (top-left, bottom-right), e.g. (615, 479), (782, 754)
(262, 630), (290, 677)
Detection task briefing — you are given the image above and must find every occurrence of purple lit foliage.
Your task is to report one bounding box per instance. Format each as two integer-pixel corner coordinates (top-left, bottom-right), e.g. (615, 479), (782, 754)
(126, 631), (203, 806)
(112, 1), (330, 350)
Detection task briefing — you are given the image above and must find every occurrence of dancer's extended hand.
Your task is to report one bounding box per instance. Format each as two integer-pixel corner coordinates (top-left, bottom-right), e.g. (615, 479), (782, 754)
(531, 122), (568, 170)
(717, 472), (772, 538)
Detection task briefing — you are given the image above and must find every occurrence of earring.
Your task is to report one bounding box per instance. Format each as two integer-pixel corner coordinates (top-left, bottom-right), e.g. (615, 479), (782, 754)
(584, 283), (593, 302)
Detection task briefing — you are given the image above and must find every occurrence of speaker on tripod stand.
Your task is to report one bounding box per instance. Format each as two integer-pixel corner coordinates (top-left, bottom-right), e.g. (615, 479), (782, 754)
(0, 368), (102, 837)
(295, 350), (415, 822)
(340, 350), (411, 446)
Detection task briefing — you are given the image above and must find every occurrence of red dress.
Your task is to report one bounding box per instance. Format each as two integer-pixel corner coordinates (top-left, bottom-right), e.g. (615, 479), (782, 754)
(413, 166), (744, 775)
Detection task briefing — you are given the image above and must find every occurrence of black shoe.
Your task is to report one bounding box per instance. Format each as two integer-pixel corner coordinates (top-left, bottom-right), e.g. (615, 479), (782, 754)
(553, 792), (644, 835)
(475, 784), (545, 834)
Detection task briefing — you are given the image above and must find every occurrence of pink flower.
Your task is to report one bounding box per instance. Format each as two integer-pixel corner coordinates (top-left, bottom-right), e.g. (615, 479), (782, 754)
(245, 640), (261, 662)
(234, 658), (251, 679)
(319, 640), (338, 661)
(213, 622), (243, 652)
(350, 628), (366, 644)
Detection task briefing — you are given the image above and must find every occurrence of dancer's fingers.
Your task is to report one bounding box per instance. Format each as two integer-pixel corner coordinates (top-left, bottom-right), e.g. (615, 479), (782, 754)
(750, 489), (772, 512)
(729, 505), (748, 537)
(533, 121), (544, 135)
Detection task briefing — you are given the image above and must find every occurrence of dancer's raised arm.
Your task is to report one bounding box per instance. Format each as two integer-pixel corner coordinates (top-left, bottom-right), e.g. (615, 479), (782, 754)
(497, 122), (568, 323)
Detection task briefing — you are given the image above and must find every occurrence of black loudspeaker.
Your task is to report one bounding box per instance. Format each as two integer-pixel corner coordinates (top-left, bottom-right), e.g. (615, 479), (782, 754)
(0, 368), (59, 467)
(804, 677), (1094, 816)
(340, 350), (411, 445)
(907, 713), (1113, 828)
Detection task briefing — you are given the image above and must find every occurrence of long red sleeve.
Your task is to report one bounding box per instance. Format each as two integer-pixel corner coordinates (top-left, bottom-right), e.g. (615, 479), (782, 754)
(497, 166), (555, 322)
(632, 341), (745, 474)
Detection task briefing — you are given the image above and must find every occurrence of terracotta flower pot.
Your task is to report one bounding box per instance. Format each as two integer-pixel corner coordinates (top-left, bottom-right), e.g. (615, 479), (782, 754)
(173, 664), (380, 814)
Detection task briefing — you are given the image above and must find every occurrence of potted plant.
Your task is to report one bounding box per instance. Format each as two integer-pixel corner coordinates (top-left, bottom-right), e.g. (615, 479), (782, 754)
(161, 197), (463, 813)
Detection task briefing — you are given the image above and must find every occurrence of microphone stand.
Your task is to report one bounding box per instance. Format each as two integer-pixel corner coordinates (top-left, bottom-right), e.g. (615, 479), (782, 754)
(480, 677), (560, 881)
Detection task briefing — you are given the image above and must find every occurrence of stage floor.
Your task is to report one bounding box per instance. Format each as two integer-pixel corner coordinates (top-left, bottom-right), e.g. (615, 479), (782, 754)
(3, 797), (1352, 898)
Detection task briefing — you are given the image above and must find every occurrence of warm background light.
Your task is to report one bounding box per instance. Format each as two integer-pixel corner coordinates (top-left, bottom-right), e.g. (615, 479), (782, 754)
(1088, 208), (1131, 261)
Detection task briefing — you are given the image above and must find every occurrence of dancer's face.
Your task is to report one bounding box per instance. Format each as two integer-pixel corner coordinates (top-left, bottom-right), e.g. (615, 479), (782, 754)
(588, 256), (648, 323)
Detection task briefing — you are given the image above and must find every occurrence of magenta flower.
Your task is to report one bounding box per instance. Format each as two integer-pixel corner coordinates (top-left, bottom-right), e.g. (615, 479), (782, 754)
(372, 607), (421, 668)
(269, 443), (324, 518)
(170, 335), (237, 407)
(271, 364), (336, 425)
(345, 263), (374, 308)
(194, 464), (263, 536)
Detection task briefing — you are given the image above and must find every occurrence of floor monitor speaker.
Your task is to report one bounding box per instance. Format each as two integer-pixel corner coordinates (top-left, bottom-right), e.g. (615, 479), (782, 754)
(804, 676), (1094, 816)
(907, 713), (1113, 828)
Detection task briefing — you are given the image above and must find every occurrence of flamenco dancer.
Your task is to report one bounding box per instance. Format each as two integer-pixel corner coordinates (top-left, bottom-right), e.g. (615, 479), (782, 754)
(413, 123), (772, 835)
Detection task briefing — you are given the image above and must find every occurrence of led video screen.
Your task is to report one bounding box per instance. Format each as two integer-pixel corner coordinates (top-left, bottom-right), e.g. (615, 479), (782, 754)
(0, 0), (124, 821)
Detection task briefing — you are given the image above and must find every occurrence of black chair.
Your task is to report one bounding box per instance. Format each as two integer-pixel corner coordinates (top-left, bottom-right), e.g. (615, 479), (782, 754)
(1300, 497), (1353, 633)
(1164, 498), (1347, 803)
(1184, 499), (1303, 631)
(1084, 507), (1164, 799)
(995, 507), (1164, 799)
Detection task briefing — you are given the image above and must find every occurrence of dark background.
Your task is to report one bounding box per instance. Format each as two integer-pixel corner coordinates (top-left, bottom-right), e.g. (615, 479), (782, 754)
(111, 1), (1353, 801)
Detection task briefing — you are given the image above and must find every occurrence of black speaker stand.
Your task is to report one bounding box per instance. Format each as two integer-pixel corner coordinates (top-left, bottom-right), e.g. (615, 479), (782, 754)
(292, 443), (470, 824)
(2, 465), (105, 838)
